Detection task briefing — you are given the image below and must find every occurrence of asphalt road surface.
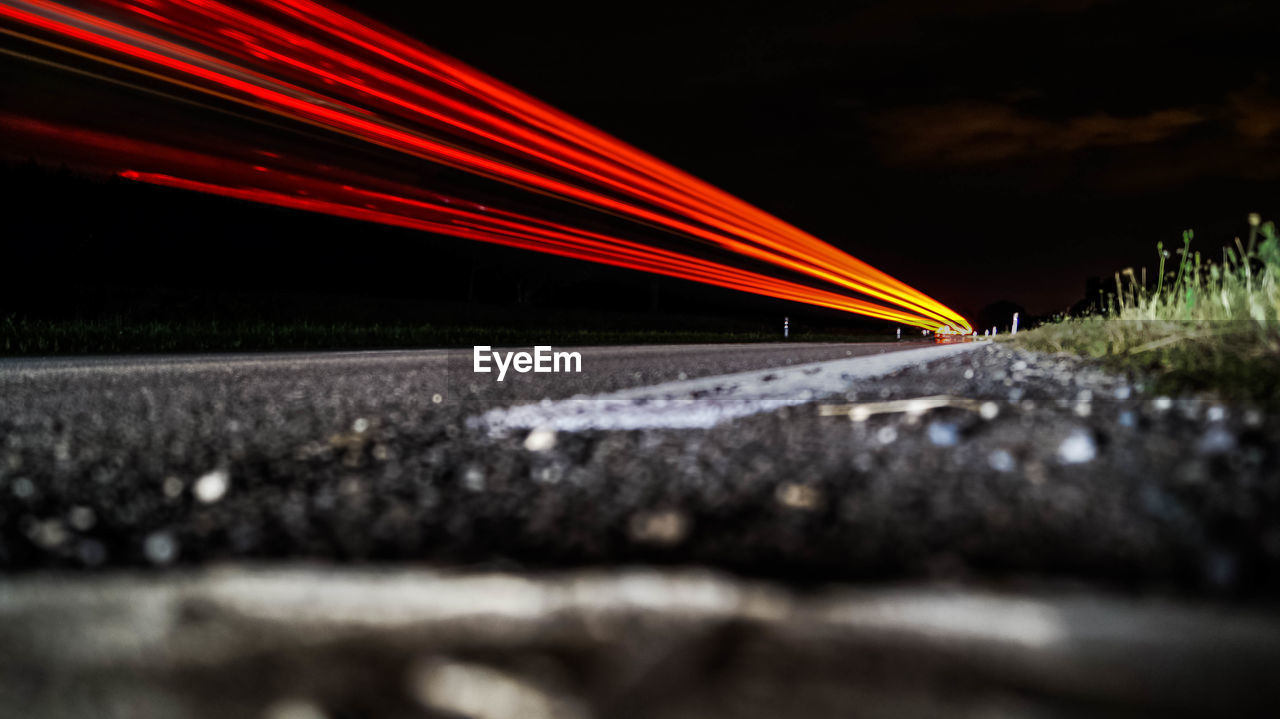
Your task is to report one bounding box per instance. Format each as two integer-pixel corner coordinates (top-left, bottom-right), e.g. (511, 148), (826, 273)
(3, 341), (973, 569)
(0, 340), (911, 401)
(2, 339), (1278, 585)
(3, 340), (1280, 717)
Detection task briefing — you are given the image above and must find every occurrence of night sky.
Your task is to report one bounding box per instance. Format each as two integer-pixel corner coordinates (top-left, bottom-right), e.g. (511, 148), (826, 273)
(349, 0), (1280, 316)
(5, 0), (1280, 325)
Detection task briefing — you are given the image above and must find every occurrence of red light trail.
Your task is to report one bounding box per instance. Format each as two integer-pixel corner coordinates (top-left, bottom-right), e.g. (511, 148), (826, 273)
(0, 0), (971, 330)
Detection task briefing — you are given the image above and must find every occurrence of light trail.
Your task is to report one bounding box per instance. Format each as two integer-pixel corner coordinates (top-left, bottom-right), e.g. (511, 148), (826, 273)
(0, 112), (932, 325)
(0, 0), (971, 330)
(94, 0), (957, 323)
(137, 172), (940, 325)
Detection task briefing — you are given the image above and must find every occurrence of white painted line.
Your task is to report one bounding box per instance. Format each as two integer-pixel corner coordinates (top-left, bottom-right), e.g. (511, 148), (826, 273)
(472, 342), (983, 433)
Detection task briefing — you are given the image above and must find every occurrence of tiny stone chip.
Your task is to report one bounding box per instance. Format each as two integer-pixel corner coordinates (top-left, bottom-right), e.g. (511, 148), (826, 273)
(1057, 430), (1097, 464)
(193, 469), (230, 504)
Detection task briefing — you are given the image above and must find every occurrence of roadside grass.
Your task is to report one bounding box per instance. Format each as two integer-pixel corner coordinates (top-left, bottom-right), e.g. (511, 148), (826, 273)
(1011, 216), (1280, 400)
(0, 316), (888, 355)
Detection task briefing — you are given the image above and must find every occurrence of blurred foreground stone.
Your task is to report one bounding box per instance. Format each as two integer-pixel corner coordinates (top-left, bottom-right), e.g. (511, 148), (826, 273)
(2, 567), (1278, 718)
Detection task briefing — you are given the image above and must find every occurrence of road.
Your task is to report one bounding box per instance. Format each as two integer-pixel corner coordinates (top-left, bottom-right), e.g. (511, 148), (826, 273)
(2, 341), (973, 568)
(3, 340), (1280, 717)
(1, 338), (1276, 585)
(0, 340), (917, 400)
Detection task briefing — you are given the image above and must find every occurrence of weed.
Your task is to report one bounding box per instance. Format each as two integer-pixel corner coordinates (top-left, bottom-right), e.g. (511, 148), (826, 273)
(1013, 216), (1280, 399)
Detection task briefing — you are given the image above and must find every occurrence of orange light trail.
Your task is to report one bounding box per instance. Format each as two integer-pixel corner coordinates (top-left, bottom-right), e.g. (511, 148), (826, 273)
(0, 0), (971, 330)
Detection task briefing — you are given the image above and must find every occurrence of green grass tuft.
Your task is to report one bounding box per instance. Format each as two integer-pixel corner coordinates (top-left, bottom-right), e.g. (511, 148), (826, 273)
(1012, 217), (1280, 400)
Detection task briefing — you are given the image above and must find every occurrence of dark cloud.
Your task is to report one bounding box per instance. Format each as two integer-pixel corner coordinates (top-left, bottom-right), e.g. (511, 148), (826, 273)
(864, 78), (1280, 197)
(870, 102), (1205, 165)
(1229, 82), (1280, 140)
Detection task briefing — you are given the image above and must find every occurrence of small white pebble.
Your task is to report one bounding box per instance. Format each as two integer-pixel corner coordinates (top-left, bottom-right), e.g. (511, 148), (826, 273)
(30, 519), (68, 548)
(776, 483), (823, 510)
(963, 368), (975, 380)
(988, 448), (1015, 473)
(338, 477), (365, 499)
(523, 426), (557, 452)
(876, 426), (898, 444)
(979, 402), (999, 420)
(852, 453), (874, 472)
(1012, 360), (1028, 371)
(1057, 430), (1097, 464)
(143, 531), (179, 565)
(12, 478), (34, 499)
(1074, 401), (1092, 418)
(462, 466), (486, 492)
(848, 406), (871, 422)
(431, 393), (443, 404)
(926, 421), (959, 447)
(68, 506), (95, 531)
(1153, 397), (1172, 412)
(352, 417), (370, 433)
(629, 509), (689, 545)
(193, 469), (230, 504)
(1206, 406), (1226, 423)
(1197, 427), (1236, 455)
(162, 476), (185, 499)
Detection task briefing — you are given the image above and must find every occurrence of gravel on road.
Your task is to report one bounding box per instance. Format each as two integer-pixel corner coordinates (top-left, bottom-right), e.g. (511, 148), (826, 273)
(2, 342), (1278, 597)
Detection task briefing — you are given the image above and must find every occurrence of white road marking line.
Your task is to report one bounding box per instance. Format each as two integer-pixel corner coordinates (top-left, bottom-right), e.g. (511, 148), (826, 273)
(473, 343), (984, 433)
